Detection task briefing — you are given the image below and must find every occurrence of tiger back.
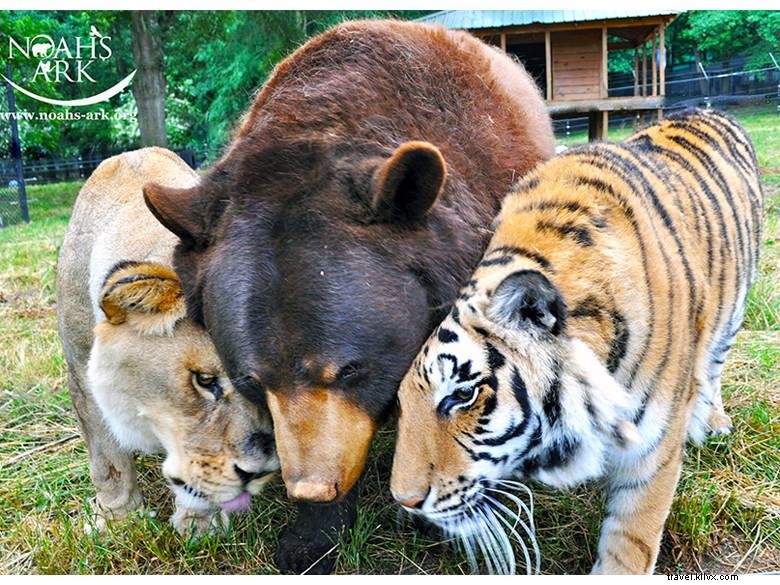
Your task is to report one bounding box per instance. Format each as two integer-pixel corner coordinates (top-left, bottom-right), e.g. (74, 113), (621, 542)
(390, 108), (763, 574)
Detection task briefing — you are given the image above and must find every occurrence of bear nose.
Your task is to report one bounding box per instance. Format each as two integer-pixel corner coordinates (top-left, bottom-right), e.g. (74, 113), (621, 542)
(287, 480), (339, 502)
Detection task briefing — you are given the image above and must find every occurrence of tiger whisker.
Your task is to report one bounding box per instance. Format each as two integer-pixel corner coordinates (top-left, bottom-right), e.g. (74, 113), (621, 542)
(485, 486), (536, 533)
(493, 479), (536, 528)
(469, 513), (496, 575)
(484, 493), (539, 575)
(484, 487), (540, 573)
(482, 504), (517, 574)
(483, 498), (528, 574)
(480, 507), (511, 575)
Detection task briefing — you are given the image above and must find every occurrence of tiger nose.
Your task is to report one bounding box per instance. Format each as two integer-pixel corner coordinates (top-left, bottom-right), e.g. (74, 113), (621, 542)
(393, 488), (428, 509)
(396, 496), (424, 508)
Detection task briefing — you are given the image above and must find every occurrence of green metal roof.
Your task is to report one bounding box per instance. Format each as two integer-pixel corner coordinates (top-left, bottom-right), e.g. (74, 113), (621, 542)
(417, 10), (679, 30)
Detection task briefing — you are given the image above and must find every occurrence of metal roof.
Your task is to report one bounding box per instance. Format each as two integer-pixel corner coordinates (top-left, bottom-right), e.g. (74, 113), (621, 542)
(416, 10), (679, 30)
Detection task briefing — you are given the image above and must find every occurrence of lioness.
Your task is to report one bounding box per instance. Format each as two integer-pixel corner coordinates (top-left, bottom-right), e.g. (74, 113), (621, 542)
(57, 148), (278, 535)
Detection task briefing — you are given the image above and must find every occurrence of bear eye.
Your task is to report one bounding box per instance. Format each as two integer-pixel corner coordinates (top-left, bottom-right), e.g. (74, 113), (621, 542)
(191, 372), (224, 401)
(337, 362), (364, 383)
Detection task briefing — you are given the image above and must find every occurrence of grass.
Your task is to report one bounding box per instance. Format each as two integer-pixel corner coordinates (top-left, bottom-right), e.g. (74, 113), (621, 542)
(1, 105), (778, 575)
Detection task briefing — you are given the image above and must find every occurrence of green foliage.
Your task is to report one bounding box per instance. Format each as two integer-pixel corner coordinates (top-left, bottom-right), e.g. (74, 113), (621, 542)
(165, 11), (429, 156)
(1, 10), (428, 159)
(670, 11), (780, 68)
(4, 9), (775, 159)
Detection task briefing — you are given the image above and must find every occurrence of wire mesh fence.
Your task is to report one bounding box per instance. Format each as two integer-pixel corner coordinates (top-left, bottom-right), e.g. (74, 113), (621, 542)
(552, 57), (780, 139)
(0, 77), (28, 229)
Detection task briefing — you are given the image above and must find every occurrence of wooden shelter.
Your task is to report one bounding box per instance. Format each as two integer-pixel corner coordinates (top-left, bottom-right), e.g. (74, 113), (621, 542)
(418, 10), (679, 140)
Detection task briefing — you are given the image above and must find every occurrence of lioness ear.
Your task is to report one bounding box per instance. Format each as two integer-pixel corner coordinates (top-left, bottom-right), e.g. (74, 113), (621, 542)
(143, 182), (208, 245)
(371, 141), (447, 222)
(99, 261), (187, 336)
(488, 270), (567, 335)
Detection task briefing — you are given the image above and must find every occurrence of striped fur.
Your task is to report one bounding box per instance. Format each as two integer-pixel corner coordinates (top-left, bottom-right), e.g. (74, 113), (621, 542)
(390, 109), (763, 574)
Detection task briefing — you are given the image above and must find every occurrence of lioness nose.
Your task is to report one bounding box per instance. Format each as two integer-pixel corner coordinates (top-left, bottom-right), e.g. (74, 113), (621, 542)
(234, 464), (260, 485)
(287, 480), (338, 502)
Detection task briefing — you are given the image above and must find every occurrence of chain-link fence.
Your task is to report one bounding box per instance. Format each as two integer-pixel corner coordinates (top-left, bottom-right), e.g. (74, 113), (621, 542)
(0, 71), (29, 228)
(553, 56), (780, 138)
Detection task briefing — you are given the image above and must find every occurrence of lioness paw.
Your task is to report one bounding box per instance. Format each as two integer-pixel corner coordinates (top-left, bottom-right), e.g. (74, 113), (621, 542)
(170, 506), (229, 537)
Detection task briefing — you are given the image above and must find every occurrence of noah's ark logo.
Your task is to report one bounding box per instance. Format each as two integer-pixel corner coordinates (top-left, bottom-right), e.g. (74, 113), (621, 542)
(3, 25), (136, 107)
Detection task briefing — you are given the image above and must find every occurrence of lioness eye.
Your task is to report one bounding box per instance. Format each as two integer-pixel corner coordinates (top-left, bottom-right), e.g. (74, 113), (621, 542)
(192, 372), (224, 400)
(195, 373), (215, 386)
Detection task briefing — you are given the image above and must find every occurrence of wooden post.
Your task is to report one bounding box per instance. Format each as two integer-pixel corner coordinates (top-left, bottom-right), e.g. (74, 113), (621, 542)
(642, 41), (647, 97)
(589, 111), (608, 142)
(634, 47), (639, 96)
(601, 27), (608, 98)
(500, 33), (506, 52)
(651, 28), (657, 97)
(545, 30), (552, 101)
(659, 24), (666, 97)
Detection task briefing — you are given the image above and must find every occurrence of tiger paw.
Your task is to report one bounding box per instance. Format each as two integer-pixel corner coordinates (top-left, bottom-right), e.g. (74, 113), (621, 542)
(707, 410), (733, 436)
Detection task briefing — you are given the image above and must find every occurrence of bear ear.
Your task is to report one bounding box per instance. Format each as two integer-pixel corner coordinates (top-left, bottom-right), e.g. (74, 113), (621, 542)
(370, 141), (447, 222)
(488, 270), (567, 336)
(143, 182), (208, 245)
(99, 261), (187, 336)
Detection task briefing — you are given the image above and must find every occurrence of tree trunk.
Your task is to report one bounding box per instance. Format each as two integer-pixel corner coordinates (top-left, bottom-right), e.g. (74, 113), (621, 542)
(130, 11), (168, 147)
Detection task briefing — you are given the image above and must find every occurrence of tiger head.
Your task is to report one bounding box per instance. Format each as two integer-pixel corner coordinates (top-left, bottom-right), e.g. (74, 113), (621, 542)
(88, 262), (279, 514)
(390, 267), (638, 530)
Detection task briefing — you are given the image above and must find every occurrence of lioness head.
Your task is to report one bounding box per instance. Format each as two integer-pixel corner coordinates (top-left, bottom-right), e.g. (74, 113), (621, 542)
(87, 261), (279, 514)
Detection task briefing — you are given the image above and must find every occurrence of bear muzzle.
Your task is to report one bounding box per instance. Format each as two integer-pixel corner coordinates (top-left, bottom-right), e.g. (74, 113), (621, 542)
(266, 388), (376, 502)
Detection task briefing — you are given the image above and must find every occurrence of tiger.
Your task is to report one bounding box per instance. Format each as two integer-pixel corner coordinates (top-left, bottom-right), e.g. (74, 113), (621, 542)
(390, 108), (763, 574)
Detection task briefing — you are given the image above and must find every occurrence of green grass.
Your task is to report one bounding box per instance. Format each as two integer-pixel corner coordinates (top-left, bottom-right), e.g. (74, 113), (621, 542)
(1, 106), (779, 574)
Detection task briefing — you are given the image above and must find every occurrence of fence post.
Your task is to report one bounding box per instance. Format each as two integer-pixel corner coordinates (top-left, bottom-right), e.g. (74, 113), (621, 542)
(5, 63), (29, 223)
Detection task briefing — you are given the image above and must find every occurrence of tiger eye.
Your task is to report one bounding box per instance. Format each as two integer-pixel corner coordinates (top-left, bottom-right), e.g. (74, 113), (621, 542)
(453, 386), (477, 403)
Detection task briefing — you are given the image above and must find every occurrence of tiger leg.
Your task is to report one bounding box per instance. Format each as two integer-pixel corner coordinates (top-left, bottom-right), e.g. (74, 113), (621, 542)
(688, 322), (739, 443)
(592, 418), (686, 574)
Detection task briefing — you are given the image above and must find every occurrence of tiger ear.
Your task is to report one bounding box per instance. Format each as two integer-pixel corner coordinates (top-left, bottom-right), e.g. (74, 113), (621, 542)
(99, 261), (187, 336)
(371, 141), (447, 222)
(143, 182), (209, 246)
(488, 270), (567, 335)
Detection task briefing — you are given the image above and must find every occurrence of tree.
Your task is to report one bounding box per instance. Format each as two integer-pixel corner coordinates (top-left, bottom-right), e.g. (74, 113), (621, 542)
(130, 11), (167, 147)
(672, 11), (780, 69)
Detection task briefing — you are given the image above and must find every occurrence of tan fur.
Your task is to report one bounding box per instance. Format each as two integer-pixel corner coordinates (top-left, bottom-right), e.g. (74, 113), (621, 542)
(266, 389), (376, 502)
(57, 149), (278, 536)
(99, 262), (186, 334)
(391, 110), (763, 573)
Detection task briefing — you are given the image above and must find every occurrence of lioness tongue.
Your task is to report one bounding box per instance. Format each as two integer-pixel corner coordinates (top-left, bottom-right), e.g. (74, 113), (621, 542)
(218, 492), (252, 513)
